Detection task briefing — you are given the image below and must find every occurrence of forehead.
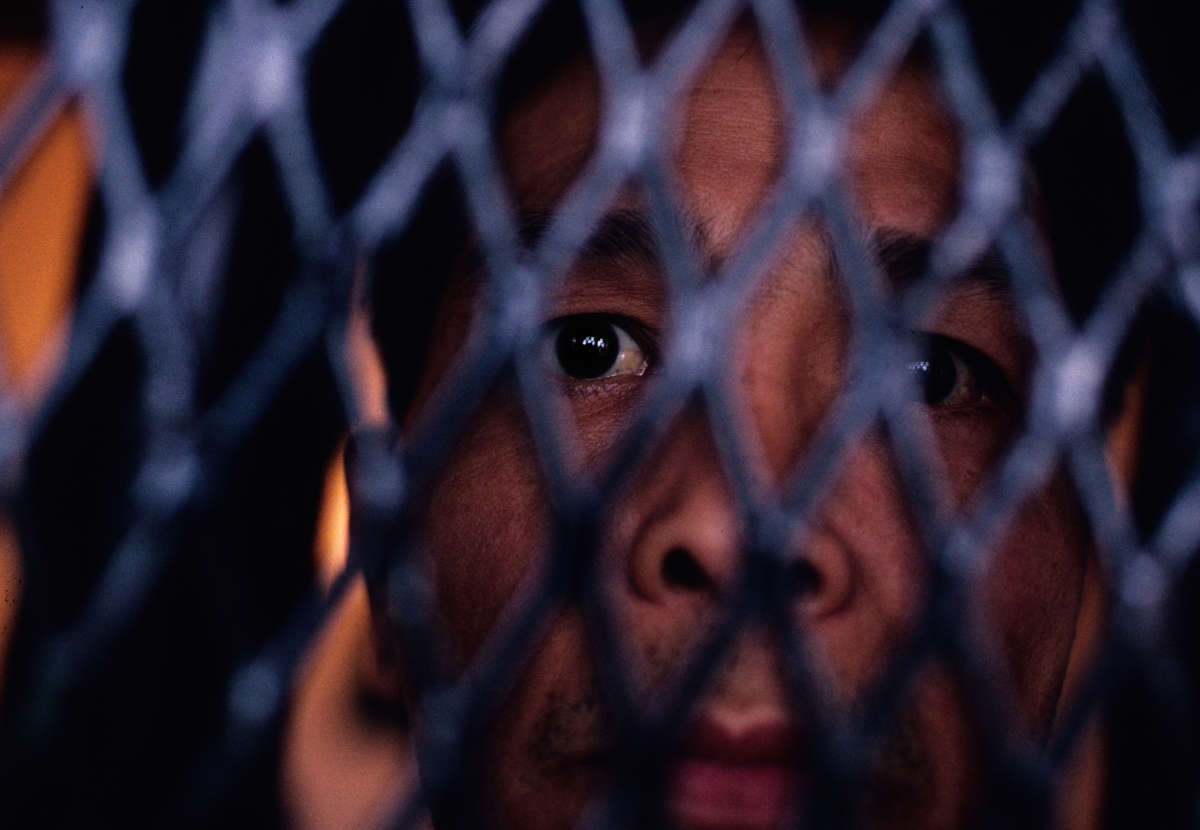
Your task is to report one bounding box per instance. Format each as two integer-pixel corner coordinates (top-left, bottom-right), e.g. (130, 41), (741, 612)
(499, 25), (961, 249)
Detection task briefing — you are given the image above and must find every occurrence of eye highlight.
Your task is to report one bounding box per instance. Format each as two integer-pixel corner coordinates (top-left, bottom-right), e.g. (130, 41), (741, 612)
(906, 333), (1014, 411)
(546, 314), (650, 380)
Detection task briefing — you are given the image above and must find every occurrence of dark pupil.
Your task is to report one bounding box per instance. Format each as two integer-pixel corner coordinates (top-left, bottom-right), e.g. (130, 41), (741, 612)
(910, 348), (958, 405)
(556, 319), (619, 379)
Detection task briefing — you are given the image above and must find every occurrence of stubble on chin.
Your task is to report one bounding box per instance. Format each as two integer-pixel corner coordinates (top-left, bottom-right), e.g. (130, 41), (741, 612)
(513, 621), (704, 798)
(504, 612), (979, 830)
(854, 665), (981, 830)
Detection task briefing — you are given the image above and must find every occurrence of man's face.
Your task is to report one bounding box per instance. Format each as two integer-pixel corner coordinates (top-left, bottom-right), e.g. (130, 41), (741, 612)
(398, 24), (1123, 830)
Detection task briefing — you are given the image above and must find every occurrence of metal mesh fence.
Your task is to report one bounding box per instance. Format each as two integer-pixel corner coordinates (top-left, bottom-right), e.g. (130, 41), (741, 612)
(0, 0), (1198, 827)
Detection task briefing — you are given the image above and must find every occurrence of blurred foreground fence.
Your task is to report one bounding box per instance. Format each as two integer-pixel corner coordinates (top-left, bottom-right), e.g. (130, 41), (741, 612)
(0, 0), (1198, 827)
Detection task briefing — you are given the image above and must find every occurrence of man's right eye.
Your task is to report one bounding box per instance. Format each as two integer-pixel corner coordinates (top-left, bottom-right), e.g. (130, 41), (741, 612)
(545, 314), (650, 380)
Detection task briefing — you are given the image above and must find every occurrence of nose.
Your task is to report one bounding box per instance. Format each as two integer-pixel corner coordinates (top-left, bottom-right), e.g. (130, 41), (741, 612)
(625, 416), (853, 621)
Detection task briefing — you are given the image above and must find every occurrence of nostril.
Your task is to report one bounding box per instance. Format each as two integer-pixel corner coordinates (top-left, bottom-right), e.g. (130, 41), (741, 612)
(787, 559), (822, 598)
(662, 546), (713, 592)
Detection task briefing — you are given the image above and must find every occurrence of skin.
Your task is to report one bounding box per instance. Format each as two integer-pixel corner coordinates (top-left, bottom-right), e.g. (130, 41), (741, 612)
(390, 24), (1136, 830)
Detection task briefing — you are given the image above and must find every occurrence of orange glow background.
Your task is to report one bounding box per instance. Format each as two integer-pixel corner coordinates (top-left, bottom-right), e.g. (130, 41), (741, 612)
(0, 42), (420, 828)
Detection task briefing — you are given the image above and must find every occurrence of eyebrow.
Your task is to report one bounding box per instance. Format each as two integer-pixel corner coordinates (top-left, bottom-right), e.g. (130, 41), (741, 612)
(869, 227), (1018, 311)
(517, 207), (713, 271)
(509, 212), (1018, 315)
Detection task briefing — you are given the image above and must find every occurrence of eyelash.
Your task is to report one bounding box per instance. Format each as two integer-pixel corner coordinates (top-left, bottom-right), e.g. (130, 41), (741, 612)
(541, 315), (1014, 418)
(907, 333), (1016, 414)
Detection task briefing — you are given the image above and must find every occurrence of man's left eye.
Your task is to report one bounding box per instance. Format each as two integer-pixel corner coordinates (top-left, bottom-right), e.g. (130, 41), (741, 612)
(906, 334), (1001, 409)
(545, 314), (649, 380)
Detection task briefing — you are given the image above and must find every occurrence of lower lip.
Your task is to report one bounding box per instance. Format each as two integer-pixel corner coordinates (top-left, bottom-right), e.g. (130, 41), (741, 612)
(664, 759), (800, 830)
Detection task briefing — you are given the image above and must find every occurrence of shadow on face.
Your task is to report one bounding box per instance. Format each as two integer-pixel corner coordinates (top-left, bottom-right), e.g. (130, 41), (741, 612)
(380, 18), (1141, 830)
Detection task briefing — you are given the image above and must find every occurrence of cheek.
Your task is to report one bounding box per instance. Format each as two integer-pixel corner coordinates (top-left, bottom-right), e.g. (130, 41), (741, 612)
(423, 392), (552, 666)
(561, 381), (649, 472)
(808, 438), (928, 703)
(484, 614), (604, 830)
(979, 478), (1090, 733)
(925, 408), (1019, 509)
(928, 411), (1088, 733)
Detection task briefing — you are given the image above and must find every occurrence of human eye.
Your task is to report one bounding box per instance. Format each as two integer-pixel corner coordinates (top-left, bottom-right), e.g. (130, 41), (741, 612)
(543, 313), (652, 381)
(905, 333), (1015, 412)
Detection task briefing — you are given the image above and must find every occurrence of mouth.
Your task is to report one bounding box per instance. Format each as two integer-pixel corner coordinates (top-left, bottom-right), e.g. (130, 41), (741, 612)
(663, 712), (804, 830)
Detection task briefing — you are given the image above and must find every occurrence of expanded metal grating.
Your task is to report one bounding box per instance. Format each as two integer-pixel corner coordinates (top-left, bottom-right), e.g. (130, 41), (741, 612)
(0, 0), (1198, 827)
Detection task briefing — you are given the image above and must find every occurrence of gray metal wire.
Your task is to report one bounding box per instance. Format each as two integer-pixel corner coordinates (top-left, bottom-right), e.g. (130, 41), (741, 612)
(0, 0), (1196, 827)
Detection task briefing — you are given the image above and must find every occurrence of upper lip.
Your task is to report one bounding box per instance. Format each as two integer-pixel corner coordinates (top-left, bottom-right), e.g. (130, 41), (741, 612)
(678, 710), (803, 766)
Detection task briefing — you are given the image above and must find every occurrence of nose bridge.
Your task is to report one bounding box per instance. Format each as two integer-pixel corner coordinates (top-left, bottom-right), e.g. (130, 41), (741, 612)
(731, 249), (849, 486)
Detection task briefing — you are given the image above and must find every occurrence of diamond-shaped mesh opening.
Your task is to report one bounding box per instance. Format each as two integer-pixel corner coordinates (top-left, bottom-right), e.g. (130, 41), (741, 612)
(0, 0), (1198, 828)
